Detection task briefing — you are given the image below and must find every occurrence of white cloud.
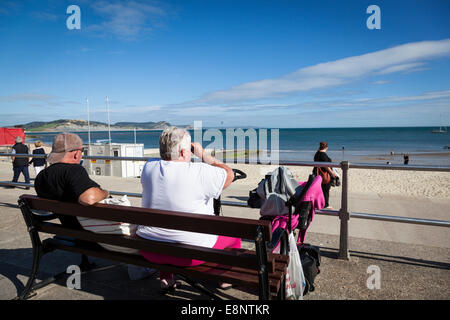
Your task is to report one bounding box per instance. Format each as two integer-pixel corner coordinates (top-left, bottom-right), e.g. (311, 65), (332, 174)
(194, 39), (450, 104)
(364, 89), (450, 104)
(0, 93), (57, 103)
(372, 80), (390, 85)
(31, 11), (59, 21)
(376, 62), (426, 75)
(0, 1), (19, 15)
(109, 105), (162, 113)
(87, 0), (169, 40)
(0, 93), (83, 110)
(285, 89), (450, 114)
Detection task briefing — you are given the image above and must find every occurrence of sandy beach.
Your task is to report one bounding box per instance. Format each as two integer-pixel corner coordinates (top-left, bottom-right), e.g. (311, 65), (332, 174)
(223, 163), (450, 199)
(3, 145), (449, 200)
(143, 148), (450, 199)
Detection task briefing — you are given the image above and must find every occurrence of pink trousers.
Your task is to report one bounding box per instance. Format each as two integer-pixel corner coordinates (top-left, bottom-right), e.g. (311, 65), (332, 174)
(139, 235), (241, 281)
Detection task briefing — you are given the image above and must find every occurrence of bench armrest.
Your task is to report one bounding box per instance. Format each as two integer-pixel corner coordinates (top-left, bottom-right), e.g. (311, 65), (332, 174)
(266, 227), (289, 255)
(32, 211), (58, 222)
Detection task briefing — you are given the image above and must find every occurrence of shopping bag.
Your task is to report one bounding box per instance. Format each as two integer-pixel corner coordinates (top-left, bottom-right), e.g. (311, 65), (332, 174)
(285, 232), (306, 300)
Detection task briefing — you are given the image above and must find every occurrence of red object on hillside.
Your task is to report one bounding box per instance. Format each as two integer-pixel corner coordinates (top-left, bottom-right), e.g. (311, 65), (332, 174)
(0, 128), (26, 146)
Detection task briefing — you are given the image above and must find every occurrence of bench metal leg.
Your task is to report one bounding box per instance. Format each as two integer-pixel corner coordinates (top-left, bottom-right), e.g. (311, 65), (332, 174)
(18, 198), (44, 300)
(19, 239), (42, 299)
(17, 258), (119, 300)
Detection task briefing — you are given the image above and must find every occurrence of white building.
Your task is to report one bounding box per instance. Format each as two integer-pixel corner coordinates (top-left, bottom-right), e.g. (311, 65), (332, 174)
(82, 143), (145, 178)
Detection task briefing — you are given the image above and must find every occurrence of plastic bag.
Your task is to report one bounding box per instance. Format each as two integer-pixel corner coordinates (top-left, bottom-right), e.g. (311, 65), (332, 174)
(79, 195), (136, 235)
(285, 232), (306, 300)
(78, 195), (139, 254)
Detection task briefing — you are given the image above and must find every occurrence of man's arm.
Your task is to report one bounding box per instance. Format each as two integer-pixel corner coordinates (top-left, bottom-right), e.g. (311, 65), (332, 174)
(192, 143), (234, 189)
(78, 187), (109, 206)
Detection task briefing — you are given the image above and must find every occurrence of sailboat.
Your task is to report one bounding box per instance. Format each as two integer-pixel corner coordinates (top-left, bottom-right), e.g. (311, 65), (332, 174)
(431, 114), (447, 134)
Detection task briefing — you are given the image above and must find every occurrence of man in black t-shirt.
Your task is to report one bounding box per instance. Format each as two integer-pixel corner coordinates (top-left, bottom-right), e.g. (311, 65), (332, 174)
(34, 133), (109, 229)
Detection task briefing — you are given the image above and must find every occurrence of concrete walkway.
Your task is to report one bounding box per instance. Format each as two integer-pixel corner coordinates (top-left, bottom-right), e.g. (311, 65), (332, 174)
(0, 162), (449, 300)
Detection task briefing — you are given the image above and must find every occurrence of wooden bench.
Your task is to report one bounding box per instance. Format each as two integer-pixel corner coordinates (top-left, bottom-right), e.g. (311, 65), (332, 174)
(17, 194), (290, 300)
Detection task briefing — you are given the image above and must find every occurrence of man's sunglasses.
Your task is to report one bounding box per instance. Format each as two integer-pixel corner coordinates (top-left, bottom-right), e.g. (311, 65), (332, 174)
(68, 147), (84, 153)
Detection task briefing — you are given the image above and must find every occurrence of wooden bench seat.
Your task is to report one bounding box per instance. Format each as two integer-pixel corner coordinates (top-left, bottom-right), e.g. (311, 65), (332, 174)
(18, 194), (290, 300)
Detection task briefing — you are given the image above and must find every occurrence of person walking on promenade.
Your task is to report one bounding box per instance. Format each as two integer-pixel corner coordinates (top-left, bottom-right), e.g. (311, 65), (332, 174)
(29, 140), (47, 176)
(10, 136), (30, 189)
(313, 141), (336, 209)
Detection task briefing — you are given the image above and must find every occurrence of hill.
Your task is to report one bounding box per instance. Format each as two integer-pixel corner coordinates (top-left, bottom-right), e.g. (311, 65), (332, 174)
(114, 121), (171, 129)
(16, 119), (178, 132)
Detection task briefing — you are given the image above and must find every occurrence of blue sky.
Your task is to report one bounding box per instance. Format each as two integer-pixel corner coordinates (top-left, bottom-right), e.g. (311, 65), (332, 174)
(0, 0), (449, 128)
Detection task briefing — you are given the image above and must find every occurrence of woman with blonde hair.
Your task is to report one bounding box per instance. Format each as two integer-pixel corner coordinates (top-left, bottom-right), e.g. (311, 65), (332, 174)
(29, 140), (47, 176)
(137, 127), (237, 291)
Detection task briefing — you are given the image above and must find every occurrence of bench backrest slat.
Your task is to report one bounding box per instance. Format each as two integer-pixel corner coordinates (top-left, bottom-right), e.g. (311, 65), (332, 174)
(37, 222), (276, 272)
(22, 195), (272, 241)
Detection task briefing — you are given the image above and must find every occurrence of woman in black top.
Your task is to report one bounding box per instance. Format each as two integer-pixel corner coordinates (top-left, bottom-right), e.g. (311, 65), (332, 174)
(314, 141), (336, 208)
(29, 140), (47, 176)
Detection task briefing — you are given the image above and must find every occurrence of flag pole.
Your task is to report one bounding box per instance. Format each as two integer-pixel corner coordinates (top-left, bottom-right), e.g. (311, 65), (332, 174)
(106, 96), (113, 176)
(86, 97), (92, 174)
(106, 96), (112, 145)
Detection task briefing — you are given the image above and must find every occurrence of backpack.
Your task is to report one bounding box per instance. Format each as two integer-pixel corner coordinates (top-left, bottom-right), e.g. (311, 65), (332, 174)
(247, 185), (263, 208)
(298, 243), (321, 294)
(256, 166), (300, 217)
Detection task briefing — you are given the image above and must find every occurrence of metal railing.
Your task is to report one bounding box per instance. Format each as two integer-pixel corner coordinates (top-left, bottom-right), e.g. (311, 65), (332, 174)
(1, 152), (450, 260)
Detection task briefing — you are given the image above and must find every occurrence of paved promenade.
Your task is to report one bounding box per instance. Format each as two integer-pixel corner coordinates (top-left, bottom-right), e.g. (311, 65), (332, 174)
(0, 161), (449, 300)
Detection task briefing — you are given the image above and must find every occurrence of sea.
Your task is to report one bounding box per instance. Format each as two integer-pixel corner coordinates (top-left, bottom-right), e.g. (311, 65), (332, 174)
(27, 127), (450, 166)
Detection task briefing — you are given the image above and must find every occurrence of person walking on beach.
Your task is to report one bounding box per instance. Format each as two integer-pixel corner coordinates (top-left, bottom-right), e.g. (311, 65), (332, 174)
(403, 154), (409, 165)
(10, 136), (30, 189)
(29, 140), (47, 176)
(136, 127), (238, 291)
(313, 141), (336, 209)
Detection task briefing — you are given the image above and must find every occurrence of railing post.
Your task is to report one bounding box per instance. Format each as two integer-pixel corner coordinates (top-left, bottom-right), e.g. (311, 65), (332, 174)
(338, 161), (350, 260)
(255, 226), (270, 300)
